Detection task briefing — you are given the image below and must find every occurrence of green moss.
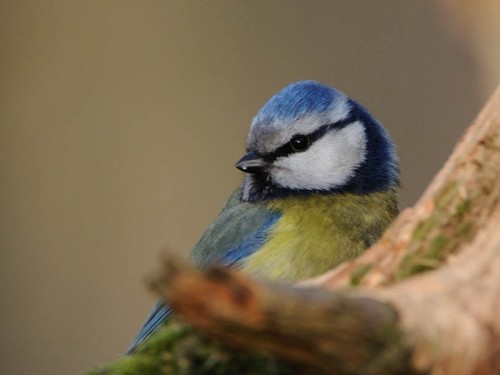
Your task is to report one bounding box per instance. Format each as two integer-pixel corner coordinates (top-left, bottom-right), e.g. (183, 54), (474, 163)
(398, 233), (455, 280)
(85, 319), (296, 375)
(395, 178), (479, 282)
(396, 257), (436, 279)
(350, 263), (373, 286)
(458, 222), (472, 237)
(412, 215), (439, 242)
(434, 181), (458, 210)
(428, 235), (450, 259)
(455, 199), (472, 218)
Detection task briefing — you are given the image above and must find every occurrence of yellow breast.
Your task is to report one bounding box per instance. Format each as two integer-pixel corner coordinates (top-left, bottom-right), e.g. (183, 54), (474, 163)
(240, 190), (398, 282)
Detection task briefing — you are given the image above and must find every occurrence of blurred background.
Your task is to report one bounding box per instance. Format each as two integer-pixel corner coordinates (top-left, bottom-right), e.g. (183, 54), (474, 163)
(0, 1), (498, 374)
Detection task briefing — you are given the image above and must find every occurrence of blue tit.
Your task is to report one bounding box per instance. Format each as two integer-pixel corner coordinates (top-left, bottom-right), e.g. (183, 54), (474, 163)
(127, 80), (399, 354)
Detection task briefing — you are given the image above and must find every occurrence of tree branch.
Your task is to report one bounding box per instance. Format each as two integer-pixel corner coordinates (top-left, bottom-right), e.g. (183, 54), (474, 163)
(149, 259), (416, 375)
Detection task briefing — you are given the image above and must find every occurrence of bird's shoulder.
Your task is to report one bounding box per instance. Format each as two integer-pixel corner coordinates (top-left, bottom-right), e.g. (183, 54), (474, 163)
(189, 187), (281, 268)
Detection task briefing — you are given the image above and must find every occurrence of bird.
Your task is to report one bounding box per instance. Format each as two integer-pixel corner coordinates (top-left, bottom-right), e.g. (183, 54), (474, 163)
(127, 80), (399, 354)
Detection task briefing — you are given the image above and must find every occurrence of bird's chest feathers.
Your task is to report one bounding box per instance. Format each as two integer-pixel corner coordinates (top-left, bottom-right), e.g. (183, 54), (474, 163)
(241, 192), (396, 281)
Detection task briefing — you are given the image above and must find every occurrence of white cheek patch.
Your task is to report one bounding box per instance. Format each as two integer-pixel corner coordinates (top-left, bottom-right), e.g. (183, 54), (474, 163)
(271, 121), (367, 190)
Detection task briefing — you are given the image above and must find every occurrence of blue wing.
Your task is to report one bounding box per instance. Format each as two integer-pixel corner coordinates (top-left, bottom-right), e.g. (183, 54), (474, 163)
(127, 187), (280, 354)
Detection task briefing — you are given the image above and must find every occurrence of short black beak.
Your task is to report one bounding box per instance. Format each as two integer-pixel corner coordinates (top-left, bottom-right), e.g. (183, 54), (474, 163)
(235, 151), (269, 173)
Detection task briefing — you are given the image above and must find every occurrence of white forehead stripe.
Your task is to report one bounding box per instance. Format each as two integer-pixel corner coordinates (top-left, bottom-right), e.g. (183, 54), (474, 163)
(249, 98), (350, 154)
(280, 99), (350, 139)
(271, 121), (367, 190)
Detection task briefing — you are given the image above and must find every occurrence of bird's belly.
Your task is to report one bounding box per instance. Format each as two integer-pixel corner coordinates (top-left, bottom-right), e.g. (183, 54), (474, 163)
(240, 208), (365, 282)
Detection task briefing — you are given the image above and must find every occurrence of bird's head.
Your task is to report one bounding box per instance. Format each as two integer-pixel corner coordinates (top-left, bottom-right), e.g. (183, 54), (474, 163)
(236, 80), (399, 202)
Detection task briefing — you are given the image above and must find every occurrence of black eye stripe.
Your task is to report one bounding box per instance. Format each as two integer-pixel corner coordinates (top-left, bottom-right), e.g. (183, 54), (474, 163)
(264, 117), (355, 162)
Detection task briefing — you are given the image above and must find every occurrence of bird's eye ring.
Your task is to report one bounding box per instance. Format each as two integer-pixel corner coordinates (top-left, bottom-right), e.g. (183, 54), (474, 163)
(290, 135), (310, 152)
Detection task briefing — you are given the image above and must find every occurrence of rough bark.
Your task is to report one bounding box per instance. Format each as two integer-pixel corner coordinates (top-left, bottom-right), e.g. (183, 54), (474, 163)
(146, 86), (500, 375)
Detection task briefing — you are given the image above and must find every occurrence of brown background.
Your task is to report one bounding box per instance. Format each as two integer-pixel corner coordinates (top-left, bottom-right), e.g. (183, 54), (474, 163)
(0, 2), (492, 374)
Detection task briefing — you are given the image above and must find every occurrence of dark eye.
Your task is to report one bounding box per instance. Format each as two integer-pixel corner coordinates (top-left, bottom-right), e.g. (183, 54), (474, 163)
(290, 135), (310, 152)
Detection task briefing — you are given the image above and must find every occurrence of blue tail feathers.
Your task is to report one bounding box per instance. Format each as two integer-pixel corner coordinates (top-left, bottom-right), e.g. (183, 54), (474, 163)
(126, 300), (172, 354)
